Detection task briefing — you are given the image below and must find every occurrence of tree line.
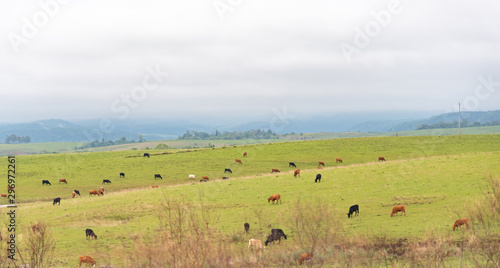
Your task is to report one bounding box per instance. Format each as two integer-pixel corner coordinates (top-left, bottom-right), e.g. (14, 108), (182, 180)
(75, 135), (146, 149)
(416, 119), (500, 130)
(178, 129), (279, 140)
(5, 134), (31, 144)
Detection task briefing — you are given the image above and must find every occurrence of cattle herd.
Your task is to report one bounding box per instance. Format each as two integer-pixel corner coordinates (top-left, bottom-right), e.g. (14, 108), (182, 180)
(5, 153), (469, 266)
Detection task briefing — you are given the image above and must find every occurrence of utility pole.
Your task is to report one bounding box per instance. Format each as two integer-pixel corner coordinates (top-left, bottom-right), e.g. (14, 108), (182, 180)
(458, 103), (461, 137)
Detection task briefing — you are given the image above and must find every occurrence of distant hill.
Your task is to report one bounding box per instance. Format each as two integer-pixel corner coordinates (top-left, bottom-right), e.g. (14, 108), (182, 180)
(349, 110), (500, 132)
(0, 119), (139, 143)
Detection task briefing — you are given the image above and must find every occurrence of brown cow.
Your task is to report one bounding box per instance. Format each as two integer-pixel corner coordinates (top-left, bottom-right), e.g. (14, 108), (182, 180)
(318, 161), (325, 166)
(235, 159), (242, 164)
(336, 158), (343, 163)
(294, 169), (301, 178)
(453, 218), (469, 231)
(243, 152), (247, 157)
(0, 193), (6, 198)
(72, 192), (76, 198)
(271, 169), (280, 173)
(152, 185), (159, 188)
(202, 176), (209, 181)
(89, 190), (98, 196)
(79, 255), (96, 267)
(299, 252), (314, 265)
(268, 194), (281, 204)
(98, 189), (104, 196)
(248, 239), (265, 251)
(378, 157), (386, 162)
(59, 179), (68, 184)
(390, 205), (406, 217)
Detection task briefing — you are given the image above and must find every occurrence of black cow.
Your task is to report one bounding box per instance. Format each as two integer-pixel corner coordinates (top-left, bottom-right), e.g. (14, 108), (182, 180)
(74, 190), (81, 196)
(120, 172), (125, 177)
(315, 174), (321, 183)
(144, 153), (150, 158)
(224, 168), (232, 173)
(244, 223), (250, 234)
(53, 197), (61, 205)
(222, 177), (229, 180)
(347, 204), (359, 218)
(154, 174), (162, 180)
(42, 180), (51, 185)
(199, 179), (207, 183)
(102, 179), (112, 184)
(289, 162), (296, 168)
(265, 229), (288, 246)
(86, 229), (97, 240)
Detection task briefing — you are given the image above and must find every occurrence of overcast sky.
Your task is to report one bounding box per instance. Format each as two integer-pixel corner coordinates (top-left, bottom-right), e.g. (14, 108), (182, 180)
(1, 0), (499, 124)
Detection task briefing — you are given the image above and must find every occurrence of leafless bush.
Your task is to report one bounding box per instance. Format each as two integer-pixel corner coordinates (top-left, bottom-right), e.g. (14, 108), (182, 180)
(17, 221), (56, 268)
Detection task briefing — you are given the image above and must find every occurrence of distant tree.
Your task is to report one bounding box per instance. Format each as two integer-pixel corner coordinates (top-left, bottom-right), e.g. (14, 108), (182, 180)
(5, 134), (31, 144)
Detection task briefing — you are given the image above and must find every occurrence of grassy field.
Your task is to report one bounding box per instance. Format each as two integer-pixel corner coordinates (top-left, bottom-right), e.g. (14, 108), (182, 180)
(1, 135), (500, 266)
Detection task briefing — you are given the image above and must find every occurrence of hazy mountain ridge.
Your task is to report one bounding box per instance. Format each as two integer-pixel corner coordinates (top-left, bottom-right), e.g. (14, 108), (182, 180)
(0, 110), (498, 143)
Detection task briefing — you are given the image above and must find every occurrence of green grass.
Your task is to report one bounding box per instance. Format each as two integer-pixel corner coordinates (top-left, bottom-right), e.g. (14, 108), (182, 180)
(1, 134), (499, 266)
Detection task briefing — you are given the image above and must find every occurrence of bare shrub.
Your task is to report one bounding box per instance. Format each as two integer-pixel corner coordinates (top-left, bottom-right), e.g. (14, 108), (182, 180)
(125, 197), (233, 268)
(16, 221), (56, 268)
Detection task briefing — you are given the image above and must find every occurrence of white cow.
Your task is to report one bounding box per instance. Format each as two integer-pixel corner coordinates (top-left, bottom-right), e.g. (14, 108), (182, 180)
(248, 239), (266, 250)
(188, 174), (196, 180)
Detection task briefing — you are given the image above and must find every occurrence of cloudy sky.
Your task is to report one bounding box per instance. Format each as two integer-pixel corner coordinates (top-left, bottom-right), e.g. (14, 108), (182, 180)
(1, 0), (499, 124)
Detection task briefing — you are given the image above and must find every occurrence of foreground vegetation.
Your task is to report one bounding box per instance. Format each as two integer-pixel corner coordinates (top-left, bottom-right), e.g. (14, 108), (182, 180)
(0, 135), (499, 267)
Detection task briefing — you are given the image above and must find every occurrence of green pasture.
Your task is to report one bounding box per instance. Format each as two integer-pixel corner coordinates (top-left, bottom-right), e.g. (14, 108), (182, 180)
(0, 135), (499, 266)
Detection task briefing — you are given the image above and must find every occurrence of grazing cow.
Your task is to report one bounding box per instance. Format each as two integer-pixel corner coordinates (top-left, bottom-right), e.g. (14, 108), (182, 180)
(294, 169), (301, 178)
(248, 239), (265, 251)
(152, 185), (159, 188)
(336, 158), (343, 163)
(222, 177), (229, 180)
(79, 255), (96, 267)
(72, 192), (76, 198)
(453, 218), (469, 231)
(244, 223), (250, 234)
(59, 179), (68, 184)
(318, 161), (325, 166)
(390, 205), (406, 217)
(235, 159), (242, 164)
(89, 190), (99, 196)
(268, 194), (282, 204)
(120, 172), (125, 177)
(224, 168), (232, 173)
(188, 174), (196, 180)
(199, 180), (207, 183)
(144, 153), (150, 158)
(98, 189), (104, 196)
(74, 190), (81, 196)
(202, 176), (209, 181)
(315, 174), (321, 183)
(378, 157), (386, 162)
(42, 180), (51, 185)
(271, 169), (280, 173)
(347, 204), (359, 218)
(243, 152), (247, 157)
(86, 229), (97, 240)
(1, 193), (7, 198)
(265, 229), (288, 246)
(289, 162), (297, 168)
(53, 197), (61, 205)
(154, 174), (163, 180)
(102, 179), (111, 184)
(298, 252), (314, 265)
